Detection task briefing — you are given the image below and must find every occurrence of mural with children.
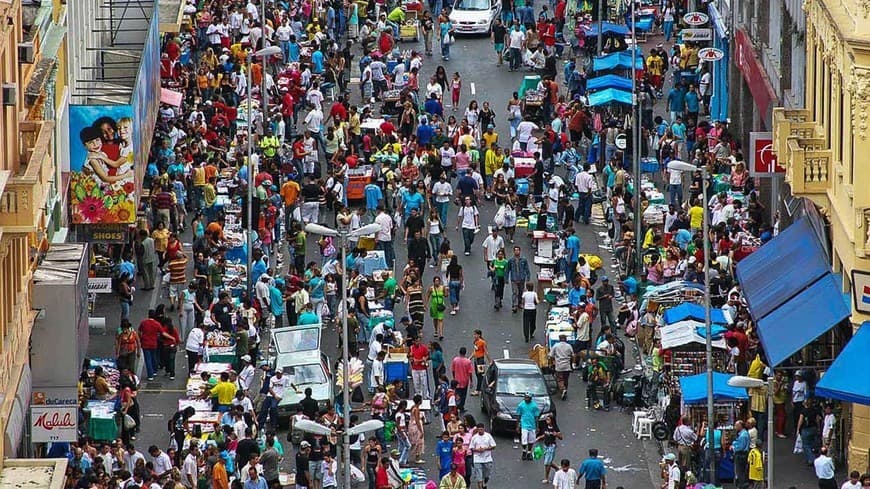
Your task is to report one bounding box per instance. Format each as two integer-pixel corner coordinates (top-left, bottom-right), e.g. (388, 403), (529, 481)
(68, 105), (137, 224)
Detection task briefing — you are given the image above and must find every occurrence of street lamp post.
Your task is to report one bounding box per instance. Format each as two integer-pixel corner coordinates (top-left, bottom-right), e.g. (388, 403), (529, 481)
(630, 1), (642, 278)
(669, 160), (714, 482)
(728, 375), (774, 488)
(304, 222), (382, 489)
(245, 45), (283, 293)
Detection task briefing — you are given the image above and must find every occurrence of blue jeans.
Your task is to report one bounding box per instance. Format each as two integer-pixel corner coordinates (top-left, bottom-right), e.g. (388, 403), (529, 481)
(668, 183), (683, 206)
(143, 349), (159, 378)
(280, 40), (291, 61)
(397, 432), (411, 464)
(436, 201), (449, 226)
(501, 9), (513, 24)
(311, 130), (327, 157)
(510, 47), (521, 70)
(377, 240), (395, 268)
(664, 20), (674, 41)
(461, 227), (475, 254)
(258, 396), (279, 428)
(801, 426), (819, 465)
(429, 234), (443, 263)
(448, 280), (462, 306)
(574, 193), (591, 224)
(441, 41), (450, 58)
(120, 299), (131, 323)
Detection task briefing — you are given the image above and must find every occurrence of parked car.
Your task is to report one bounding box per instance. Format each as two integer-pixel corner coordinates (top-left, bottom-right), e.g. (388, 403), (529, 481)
(480, 359), (556, 435)
(268, 324), (334, 427)
(449, 0), (501, 34)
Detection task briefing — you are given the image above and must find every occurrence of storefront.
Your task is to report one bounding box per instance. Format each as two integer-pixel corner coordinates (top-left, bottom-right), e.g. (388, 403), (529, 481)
(707, 2), (729, 122)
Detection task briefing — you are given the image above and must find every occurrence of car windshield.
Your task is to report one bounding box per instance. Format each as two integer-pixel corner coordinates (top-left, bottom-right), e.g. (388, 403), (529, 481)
(454, 0), (490, 11)
(274, 328), (321, 353)
(496, 373), (548, 396)
(282, 364), (328, 385)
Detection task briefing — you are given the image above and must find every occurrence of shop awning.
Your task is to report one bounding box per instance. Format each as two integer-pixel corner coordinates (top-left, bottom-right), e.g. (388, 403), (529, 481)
(587, 88), (633, 106)
(583, 22), (630, 37)
(756, 273), (850, 367)
(592, 51), (644, 71)
(680, 372), (749, 404)
(815, 323), (870, 405)
(660, 321), (728, 350)
(736, 217), (830, 319)
(662, 303), (729, 325)
(586, 74), (634, 92)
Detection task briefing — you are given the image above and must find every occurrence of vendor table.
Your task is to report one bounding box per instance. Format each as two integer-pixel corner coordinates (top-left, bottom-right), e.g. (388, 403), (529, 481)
(347, 166), (374, 200)
(194, 362), (233, 376)
(640, 157), (660, 173)
(361, 118), (386, 132)
(519, 75), (541, 97)
(178, 398), (213, 412)
(86, 400), (118, 441)
(514, 157), (536, 178)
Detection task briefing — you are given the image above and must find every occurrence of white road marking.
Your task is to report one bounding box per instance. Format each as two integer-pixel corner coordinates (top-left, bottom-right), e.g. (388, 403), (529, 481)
(503, 349), (510, 358)
(471, 83), (476, 95)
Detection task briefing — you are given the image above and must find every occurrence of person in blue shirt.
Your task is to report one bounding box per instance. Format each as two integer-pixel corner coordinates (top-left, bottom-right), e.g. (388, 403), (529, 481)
(297, 303), (319, 325)
(308, 272), (326, 320)
(686, 84), (701, 119)
(567, 282), (586, 308)
(516, 392), (541, 460)
(564, 229), (581, 283)
(269, 279), (286, 328)
(621, 274), (638, 298)
(364, 183), (384, 218)
(251, 250), (268, 285)
(732, 420), (751, 487)
(311, 47), (325, 74)
(288, 35), (301, 63)
(577, 448), (607, 488)
(667, 83), (686, 122)
(401, 185), (424, 218)
(436, 431), (454, 479)
(424, 93), (443, 118)
(417, 117), (434, 146)
(673, 228), (693, 250)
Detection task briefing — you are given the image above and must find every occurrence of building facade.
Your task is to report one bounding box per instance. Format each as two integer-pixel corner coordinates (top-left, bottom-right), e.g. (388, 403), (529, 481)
(772, 0), (870, 474)
(0, 0), (68, 463)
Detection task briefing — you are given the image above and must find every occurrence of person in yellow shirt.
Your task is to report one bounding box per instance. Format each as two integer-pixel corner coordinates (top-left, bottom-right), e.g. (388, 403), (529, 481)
(747, 446), (764, 487)
(484, 144), (503, 200)
(688, 199), (704, 231)
(210, 372), (237, 411)
(481, 125), (499, 150)
(281, 179), (301, 231)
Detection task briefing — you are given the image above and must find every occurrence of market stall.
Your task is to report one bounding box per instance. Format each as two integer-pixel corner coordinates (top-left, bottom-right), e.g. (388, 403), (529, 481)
(347, 166), (375, 201)
(205, 330), (236, 364)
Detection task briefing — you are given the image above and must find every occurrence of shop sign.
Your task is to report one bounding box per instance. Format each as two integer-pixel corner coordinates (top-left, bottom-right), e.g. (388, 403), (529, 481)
(681, 29), (712, 42)
(615, 134), (627, 150)
(698, 47), (725, 62)
(31, 406), (78, 442)
(682, 11), (709, 26)
(77, 223), (129, 243)
(851, 270), (870, 314)
(88, 277), (114, 294)
(749, 132), (784, 177)
(735, 29), (778, 117)
(33, 388), (79, 406)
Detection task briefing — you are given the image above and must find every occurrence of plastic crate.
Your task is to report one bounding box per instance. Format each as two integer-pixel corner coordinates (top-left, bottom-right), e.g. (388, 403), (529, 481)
(385, 360), (408, 382)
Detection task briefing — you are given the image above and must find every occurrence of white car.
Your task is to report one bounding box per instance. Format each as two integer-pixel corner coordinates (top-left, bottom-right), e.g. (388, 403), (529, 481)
(449, 0), (501, 34)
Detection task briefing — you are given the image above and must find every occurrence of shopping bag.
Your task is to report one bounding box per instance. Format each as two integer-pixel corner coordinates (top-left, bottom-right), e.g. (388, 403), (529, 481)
(350, 464), (365, 483)
(793, 436), (803, 454)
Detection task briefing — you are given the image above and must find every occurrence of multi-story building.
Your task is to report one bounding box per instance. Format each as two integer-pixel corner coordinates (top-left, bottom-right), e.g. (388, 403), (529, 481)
(0, 0), (70, 466)
(772, 0), (870, 474)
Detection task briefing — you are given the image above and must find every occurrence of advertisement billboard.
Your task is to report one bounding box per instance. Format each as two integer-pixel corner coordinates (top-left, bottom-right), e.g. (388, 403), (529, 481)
(68, 104), (137, 224)
(131, 9), (161, 202)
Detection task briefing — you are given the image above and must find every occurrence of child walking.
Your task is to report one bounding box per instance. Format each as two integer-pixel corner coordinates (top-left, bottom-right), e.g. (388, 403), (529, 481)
(451, 72), (462, 111)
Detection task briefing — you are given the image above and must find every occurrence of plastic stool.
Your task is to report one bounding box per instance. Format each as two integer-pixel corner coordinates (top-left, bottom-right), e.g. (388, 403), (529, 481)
(321, 82), (336, 101)
(636, 418), (653, 440)
(632, 411), (648, 433)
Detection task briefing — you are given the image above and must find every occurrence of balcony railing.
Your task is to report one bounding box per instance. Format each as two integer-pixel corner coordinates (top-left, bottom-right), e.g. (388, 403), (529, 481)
(785, 137), (832, 194)
(0, 121), (54, 232)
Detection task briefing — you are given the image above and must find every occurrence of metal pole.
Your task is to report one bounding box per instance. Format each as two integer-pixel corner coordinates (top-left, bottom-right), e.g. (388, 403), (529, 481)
(597, 0), (604, 54)
(767, 379), (774, 489)
(631, 1), (642, 277)
(247, 55), (255, 293)
(261, 0), (269, 134)
(341, 235), (352, 489)
(702, 170), (715, 483)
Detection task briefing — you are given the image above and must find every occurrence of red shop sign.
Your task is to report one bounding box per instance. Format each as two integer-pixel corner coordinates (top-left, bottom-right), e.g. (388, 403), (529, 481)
(734, 29), (778, 117)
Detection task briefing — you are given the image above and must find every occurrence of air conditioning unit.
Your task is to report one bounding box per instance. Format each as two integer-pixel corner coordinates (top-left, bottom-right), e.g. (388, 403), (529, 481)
(18, 43), (34, 64)
(2, 84), (17, 106)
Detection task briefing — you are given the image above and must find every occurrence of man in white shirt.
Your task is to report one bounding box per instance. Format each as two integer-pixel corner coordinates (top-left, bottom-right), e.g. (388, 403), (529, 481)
(481, 228), (505, 265)
(237, 355), (256, 392)
(240, 454), (265, 483)
(508, 24), (526, 71)
(456, 198), (480, 256)
(664, 453), (681, 489)
(841, 470), (862, 489)
(573, 165), (595, 224)
(516, 120), (539, 149)
(147, 446), (173, 478)
(371, 350), (386, 391)
(123, 444), (145, 473)
(469, 424), (497, 489)
(232, 390), (256, 417)
(551, 459), (577, 489)
(181, 444), (200, 488)
(374, 207), (395, 267)
(814, 447), (836, 489)
(667, 167), (683, 206)
(432, 174), (453, 224)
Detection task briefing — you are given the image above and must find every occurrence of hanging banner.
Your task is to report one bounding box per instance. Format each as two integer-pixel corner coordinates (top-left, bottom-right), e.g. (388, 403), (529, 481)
(683, 11), (709, 25)
(698, 47), (725, 62)
(681, 29), (713, 42)
(68, 105), (137, 225)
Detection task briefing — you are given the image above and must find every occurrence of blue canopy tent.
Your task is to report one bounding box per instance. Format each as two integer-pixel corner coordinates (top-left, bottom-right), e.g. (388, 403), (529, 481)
(680, 372), (749, 405)
(632, 16), (654, 32)
(815, 322), (870, 404)
(583, 22), (630, 37)
(586, 74), (634, 91)
(587, 88), (633, 106)
(592, 51), (644, 71)
(663, 302), (729, 325)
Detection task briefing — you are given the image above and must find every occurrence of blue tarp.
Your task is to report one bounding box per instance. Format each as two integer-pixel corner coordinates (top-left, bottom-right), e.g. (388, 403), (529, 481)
(586, 74), (634, 91)
(632, 17), (654, 32)
(815, 322), (870, 405)
(583, 21), (630, 37)
(680, 372), (749, 404)
(592, 51), (644, 71)
(663, 303), (729, 325)
(736, 218), (830, 320)
(757, 273), (851, 367)
(587, 88), (633, 106)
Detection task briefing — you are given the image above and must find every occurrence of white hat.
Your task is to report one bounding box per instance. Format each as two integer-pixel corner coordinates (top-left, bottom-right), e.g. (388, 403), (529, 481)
(241, 354), (252, 363)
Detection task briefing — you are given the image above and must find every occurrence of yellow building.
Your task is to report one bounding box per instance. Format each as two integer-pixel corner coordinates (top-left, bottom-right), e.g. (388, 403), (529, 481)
(0, 0), (68, 464)
(772, 0), (870, 474)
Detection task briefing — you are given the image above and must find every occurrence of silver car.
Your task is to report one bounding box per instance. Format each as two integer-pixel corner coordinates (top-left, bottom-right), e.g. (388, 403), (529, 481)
(449, 0), (502, 34)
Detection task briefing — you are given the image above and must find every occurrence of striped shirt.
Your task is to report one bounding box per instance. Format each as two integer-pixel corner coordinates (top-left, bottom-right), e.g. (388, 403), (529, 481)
(167, 256), (188, 284)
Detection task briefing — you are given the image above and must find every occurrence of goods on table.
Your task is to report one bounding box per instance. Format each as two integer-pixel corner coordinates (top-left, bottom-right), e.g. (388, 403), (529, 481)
(88, 358), (120, 388)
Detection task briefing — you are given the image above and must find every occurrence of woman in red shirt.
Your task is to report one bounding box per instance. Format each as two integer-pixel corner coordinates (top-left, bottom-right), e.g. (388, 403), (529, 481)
(375, 457), (391, 489)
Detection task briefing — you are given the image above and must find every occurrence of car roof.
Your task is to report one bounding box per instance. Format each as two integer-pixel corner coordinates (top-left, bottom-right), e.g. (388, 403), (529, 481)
(493, 358), (540, 372)
(275, 349), (322, 366)
(272, 324), (322, 354)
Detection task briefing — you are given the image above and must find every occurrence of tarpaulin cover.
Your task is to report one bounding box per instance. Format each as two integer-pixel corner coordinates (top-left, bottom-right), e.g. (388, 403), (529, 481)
(736, 217), (830, 319)
(680, 372), (749, 404)
(663, 303), (729, 325)
(587, 88), (633, 106)
(756, 273), (850, 367)
(815, 323), (870, 405)
(586, 74), (634, 91)
(592, 51), (644, 71)
(583, 21), (630, 37)
(660, 321), (727, 350)
(632, 17), (654, 32)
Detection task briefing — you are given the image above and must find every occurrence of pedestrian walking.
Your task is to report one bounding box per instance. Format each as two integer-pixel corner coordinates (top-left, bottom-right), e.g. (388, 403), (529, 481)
(410, 337), (431, 399)
(451, 347), (474, 411)
(446, 256), (464, 315)
(507, 246), (531, 313)
(521, 283), (539, 342)
(468, 424), (496, 489)
(549, 335), (574, 400)
(577, 449), (607, 489)
(536, 414), (562, 484)
(456, 197), (480, 255)
(516, 392), (540, 460)
(551, 459), (576, 489)
(491, 249), (508, 309)
(471, 330), (491, 395)
(427, 276), (449, 340)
